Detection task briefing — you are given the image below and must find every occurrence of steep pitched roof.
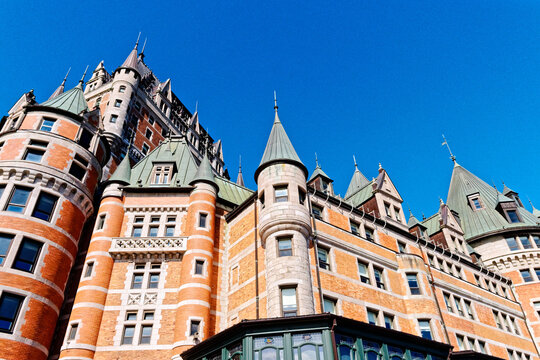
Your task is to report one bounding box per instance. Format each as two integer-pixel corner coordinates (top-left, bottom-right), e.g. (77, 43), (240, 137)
(190, 153), (217, 190)
(255, 107), (307, 180)
(309, 165), (331, 182)
(108, 152), (132, 185)
(446, 162), (539, 240)
(347, 180), (375, 208)
(344, 165), (369, 199)
(120, 40), (140, 72)
(48, 68), (70, 100)
(421, 213), (442, 236)
(41, 82), (88, 115)
(407, 211), (422, 228)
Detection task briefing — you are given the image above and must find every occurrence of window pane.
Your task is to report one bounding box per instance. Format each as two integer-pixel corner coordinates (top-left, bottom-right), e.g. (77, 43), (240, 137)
(148, 227), (158, 237)
(190, 320), (200, 336)
(419, 320), (432, 340)
(358, 261), (370, 284)
(506, 238), (519, 251)
(149, 273), (159, 288)
(32, 192), (58, 221)
(367, 310), (377, 325)
(407, 273), (420, 295)
(40, 119), (55, 131)
(122, 325), (134, 344)
(7, 187), (31, 213)
(520, 237), (533, 249)
(166, 226), (175, 236)
(282, 287), (297, 316)
(132, 227), (142, 237)
(0, 234), (14, 266)
(278, 238), (292, 257)
(533, 236), (540, 248)
(68, 324), (78, 340)
(300, 344), (316, 360)
(521, 270), (533, 282)
(126, 312), (137, 321)
(140, 325), (152, 344)
(0, 293), (24, 332)
(318, 248), (329, 270)
(195, 260), (204, 275)
(13, 239), (42, 272)
(323, 298), (335, 314)
(24, 149), (44, 162)
(507, 210), (520, 223)
(199, 213), (207, 228)
(69, 162), (86, 180)
(132, 274), (143, 289)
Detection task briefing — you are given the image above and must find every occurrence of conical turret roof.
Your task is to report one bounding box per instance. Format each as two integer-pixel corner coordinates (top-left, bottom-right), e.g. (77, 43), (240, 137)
(41, 81), (88, 115)
(255, 104), (307, 181)
(407, 210), (422, 228)
(119, 38), (140, 73)
(48, 68), (70, 100)
(447, 162), (539, 240)
(236, 156), (245, 187)
(344, 165), (369, 199)
(190, 152), (218, 190)
(108, 153), (132, 185)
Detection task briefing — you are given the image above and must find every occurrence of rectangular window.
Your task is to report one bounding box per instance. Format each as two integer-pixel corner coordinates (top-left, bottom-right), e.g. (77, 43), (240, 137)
(383, 313), (394, 329)
(511, 317), (520, 335)
(23, 148), (45, 162)
(397, 241), (406, 253)
(78, 128), (93, 149)
(132, 226), (142, 237)
(317, 247), (330, 270)
(506, 237), (519, 251)
(493, 311), (502, 329)
(350, 221), (360, 235)
(507, 210), (520, 223)
(96, 214), (106, 230)
(394, 207), (401, 223)
(13, 238), (42, 273)
(533, 236), (540, 248)
(520, 236), (533, 249)
(384, 203), (391, 217)
(148, 273), (159, 288)
(443, 293), (453, 312)
(418, 320), (432, 340)
(165, 225), (175, 236)
(477, 340), (486, 354)
(110, 114), (118, 123)
(281, 287), (297, 317)
(367, 309), (378, 325)
(114, 99), (122, 108)
(365, 227), (374, 242)
(40, 118), (56, 132)
(142, 143), (149, 155)
(0, 234), (14, 266)
(259, 191), (265, 209)
(463, 300), (474, 319)
(119, 86), (126, 93)
(323, 297), (336, 314)
(407, 273), (421, 295)
(67, 323), (78, 341)
(535, 268), (540, 281)
(521, 269), (533, 282)
(357, 261), (370, 284)
(32, 192), (58, 221)
(190, 320), (200, 336)
(148, 226), (158, 237)
(131, 273), (143, 289)
(126, 312), (137, 321)
(469, 196), (483, 210)
(298, 188), (306, 205)
(278, 237), (292, 257)
(148, 116), (155, 125)
(121, 325), (135, 345)
(84, 262), (94, 278)
(533, 301), (540, 318)
(454, 297), (464, 316)
(311, 204), (323, 220)
(194, 260), (205, 275)
(0, 292), (24, 333)
(274, 185), (288, 203)
(152, 165), (173, 184)
(456, 335), (465, 350)
(144, 311), (154, 320)
(134, 216), (144, 223)
(373, 267), (385, 289)
(140, 325), (152, 344)
(69, 154), (88, 181)
(145, 129), (152, 140)
(199, 213), (207, 228)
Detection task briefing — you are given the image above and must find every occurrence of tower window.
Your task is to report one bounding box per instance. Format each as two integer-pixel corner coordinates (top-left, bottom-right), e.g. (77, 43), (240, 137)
(0, 292), (24, 333)
(274, 185), (288, 203)
(281, 286), (297, 317)
(96, 214), (106, 230)
(506, 237), (519, 251)
(357, 261), (370, 284)
(145, 129), (152, 140)
(78, 128), (93, 148)
(259, 191), (265, 209)
(69, 154), (88, 181)
(12, 238), (42, 273)
(110, 115), (118, 123)
(32, 192), (58, 221)
(397, 241), (406, 253)
(199, 213), (208, 228)
(373, 267), (385, 289)
(67, 323), (78, 341)
(298, 187), (306, 205)
(119, 86), (126, 93)
(506, 210), (520, 223)
(84, 262), (94, 278)
(194, 259), (205, 275)
(406, 273), (421, 295)
(278, 237), (292, 257)
(6, 187), (32, 213)
(418, 320), (432, 340)
(190, 320), (200, 336)
(0, 234), (14, 266)
(23, 143), (46, 162)
(39, 118), (56, 132)
(521, 269), (533, 282)
(114, 99), (122, 108)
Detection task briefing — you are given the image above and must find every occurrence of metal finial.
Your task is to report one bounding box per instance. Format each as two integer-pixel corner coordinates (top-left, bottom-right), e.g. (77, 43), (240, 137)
(239, 155), (242, 171)
(378, 162), (382, 170)
(141, 37), (147, 54)
(62, 67), (71, 86)
(195, 100), (198, 113)
(422, 212), (426, 220)
(441, 134), (456, 162)
(353, 155), (358, 169)
(135, 32), (141, 48)
(315, 153), (319, 168)
(79, 65), (89, 83)
(273, 91), (278, 111)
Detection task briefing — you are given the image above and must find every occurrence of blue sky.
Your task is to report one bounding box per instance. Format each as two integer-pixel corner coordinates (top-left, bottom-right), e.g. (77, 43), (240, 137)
(0, 1), (539, 218)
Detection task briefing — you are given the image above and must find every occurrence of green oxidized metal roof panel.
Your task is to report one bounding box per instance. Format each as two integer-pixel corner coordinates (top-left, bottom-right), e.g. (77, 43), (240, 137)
(347, 180), (375, 208)
(41, 83), (88, 115)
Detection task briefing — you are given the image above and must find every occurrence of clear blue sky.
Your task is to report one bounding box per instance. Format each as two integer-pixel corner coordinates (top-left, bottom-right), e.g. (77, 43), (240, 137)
(0, 1), (539, 218)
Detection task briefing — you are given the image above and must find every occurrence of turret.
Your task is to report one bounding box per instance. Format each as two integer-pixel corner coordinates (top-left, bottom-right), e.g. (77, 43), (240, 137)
(255, 95), (314, 318)
(85, 61), (108, 95)
(48, 68), (70, 100)
(307, 155), (334, 195)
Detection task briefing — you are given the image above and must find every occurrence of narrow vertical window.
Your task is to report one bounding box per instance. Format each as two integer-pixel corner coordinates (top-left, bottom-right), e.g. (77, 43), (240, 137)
(84, 262), (94, 278)
(96, 214), (106, 230)
(0, 234), (14, 266)
(148, 226), (158, 237)
(277, 237), (292, 257)
(298, 188), (306, 205)
(67, 323), (78, 341)
(6, 187), (31, 213)
(122, 325), (135, 345)
(317, 247), (330, 270)
(110, 114), (118, 123)
(190, 320), (200, 336)
(259, 191), (265, 209)
(311, 204), (323, 220)
(506, 237), (519, 251)
(32, 192), (58, 221)
(78, 128), (93, 149)
(406, 273), (421, 295)
(456, 335), (465, 349)
(12, 238), (42, 273)
(274, 185), (288, 203)
(132, 226), (142, 237)
(367, 309), (378, 325)
(131, 273), (143, 289)
(114, 99), (122, 108)
(365, 227), (374, 242)
(194, 259), (205, 275)
(454, 297), (464, 316)
(145, 129), (153, 140)
(357, 261), (370, 284)
(199, 213), (208, 228)
(0, 293), (24, 333)
(397, 241), (406, 253)
(350, 221), (360, 235)
(373, 267), (385, 289)
(119, 86), (126, 93)
(281, 287), (297, 317)
(418, 320), (432, 340)
(165, 225), (175, 236)
(69, 154), (88, 181)
(148, 273), (159, 288)
(443, 293), (453, 312)
(507, 210), (520, 223)
(142, 143), (150, 155)
(383, 314), (394, 329)
(463, 300), (474, 319)
(140, 325), (152, 344)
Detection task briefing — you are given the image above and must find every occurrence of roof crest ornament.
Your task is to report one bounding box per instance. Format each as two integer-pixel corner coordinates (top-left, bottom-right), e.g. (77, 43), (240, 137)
(353, 155), (358, 170)
(135, 32), (141, 49)
(315, 152), (320, 168)
(62, 67), (71, 86)
(441, 134), (456, 163)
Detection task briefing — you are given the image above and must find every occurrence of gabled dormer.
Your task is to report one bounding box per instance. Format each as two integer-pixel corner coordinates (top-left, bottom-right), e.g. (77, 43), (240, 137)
(372, 165), (406, 225)
(308, 161), (334, 195)
(502, 182), (524, 207)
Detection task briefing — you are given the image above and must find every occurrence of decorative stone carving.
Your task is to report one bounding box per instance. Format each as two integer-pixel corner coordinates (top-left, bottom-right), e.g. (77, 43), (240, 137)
(110, 236), (187, 259)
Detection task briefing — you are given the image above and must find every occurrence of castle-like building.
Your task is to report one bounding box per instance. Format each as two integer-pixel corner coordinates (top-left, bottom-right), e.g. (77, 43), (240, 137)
(0, 39), (539, 360)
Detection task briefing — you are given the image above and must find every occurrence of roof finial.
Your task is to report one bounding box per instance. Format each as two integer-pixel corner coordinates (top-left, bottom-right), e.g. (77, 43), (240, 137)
(62, 67), (71, 86)
(378, 162), (382, 170)
(315, 153), (319, 168)
(135, 32), (141, 49)
(79, 65), (89, 85)
(441, 134), (456, 163)
(353, 155), (358, 169)
(239, 155), (242, 171)
(274, 90), (278, 112)
(141, 37), (147, 54)
(195, 100), (198, 113)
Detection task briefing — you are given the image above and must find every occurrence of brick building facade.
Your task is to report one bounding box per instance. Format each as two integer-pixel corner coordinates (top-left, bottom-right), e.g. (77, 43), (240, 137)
(0, 41), (539, 360)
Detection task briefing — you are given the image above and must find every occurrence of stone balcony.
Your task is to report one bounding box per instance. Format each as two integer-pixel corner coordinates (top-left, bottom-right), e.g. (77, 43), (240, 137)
(109, 236), (187, 260)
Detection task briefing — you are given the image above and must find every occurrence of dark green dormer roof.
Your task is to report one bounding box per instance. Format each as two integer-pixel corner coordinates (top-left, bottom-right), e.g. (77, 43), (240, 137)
(255, 108), (307, 181)
(108, 153), (132, 185)
(345, 165), (370, 200)
(41, 82), (88, 115)
(309, 165), (332, 182)
(407, 211), (423, 229)
(447, 162), (539, 240)
(190, 153), (218, 191)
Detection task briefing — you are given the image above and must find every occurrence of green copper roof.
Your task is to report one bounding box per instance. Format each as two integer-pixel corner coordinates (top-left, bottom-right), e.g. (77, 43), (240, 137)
(190, 153), (217, 189)
(309, 165), (332, 182)
(447, 162), (539, 240)
(345, 166), (370, 199)
(41, 83), (88, 115)
(347, 180), (375, 208)
(407, 212), (422, 228)
(421, 213), (441, 236)
(125, 137), (253, 206)
(108, 153), (132, 185)
(255, 109), (307, 180)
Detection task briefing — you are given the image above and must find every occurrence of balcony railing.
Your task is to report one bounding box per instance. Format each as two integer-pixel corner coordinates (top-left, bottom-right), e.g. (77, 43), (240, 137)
(110, 236), (187, 257)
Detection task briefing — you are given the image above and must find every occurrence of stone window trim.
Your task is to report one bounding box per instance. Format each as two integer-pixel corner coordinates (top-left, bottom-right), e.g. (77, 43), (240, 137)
(120, 308), (156, 346)
(186, 316), (204, 340)
(64, 320), (81, 346)
(365, 307), (398, 330)
(280, 285), (298, 317)
(405, 272), (421, 295)
(192, 257), (207, 278)
(95, 213), (107, 231)
(22, 139), (48, 163)
(467, 193), (484, 211)
(417, 318), (434, 341)
(274, 184), (289, 203)
(504, 209), (522, 224)
(126, 212), (182, 238)
(443, 292), (476, 320)
(83, 260), (96, 279)
(129, 262), (162, 290)
(197, 212), (210, 231)
(356, 259), (391, 292)
(322, 295), (338, 314)
(0, 290), (25, 334)
(277, 236), (293, 257)
(455, 333), (490, 354)
(38, 117), (56, 132)
(151, 163), (174, 185)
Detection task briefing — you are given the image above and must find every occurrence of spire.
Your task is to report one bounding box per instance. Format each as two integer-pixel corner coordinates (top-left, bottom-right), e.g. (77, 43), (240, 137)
(77, 65), (89, 88)
(344, 155), (369, 199)
(48, 68), (70, 100)
(407, 208), (421, 228)
(254, 94), (307, 181)
(139, 37), (147, 60)
(528, 199), (540, 218)
(309, 153), (332, 182)
(190, 152), (218, 191)
(441, 134), (456, 163)
(236, 155), (245, 186)
(108, 152), (132, 185)
(119, 34), (140, 72)
(41, 67), (89, 115)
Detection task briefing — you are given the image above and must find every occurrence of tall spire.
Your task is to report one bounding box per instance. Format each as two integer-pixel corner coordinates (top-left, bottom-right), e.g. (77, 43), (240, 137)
(236, 155), (245, 187)
(139, 37), (147, 60)
(41, 66), (89, 115)
(77, 65), (89, 88)
(528, 198), (540, 218)
(344, 155), (369, 199)
(48, 67), (71, 100)
(441, 134), (456, 163)
(120, 34), (141, 72)
(254, 94), (307, 181)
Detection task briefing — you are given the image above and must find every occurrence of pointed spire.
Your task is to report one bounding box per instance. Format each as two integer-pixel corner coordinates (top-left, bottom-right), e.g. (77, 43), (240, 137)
(190, 152), (218, 191)
(309, 153), (331, 182)
(108, 152), (132, 185)
(407, 208), (421, 228)
(502, 181), (514, 196)
(119, 34), (140, 72)
(254, 94), (307, 181)
(139, 37), (147, 60)
(344, 155), (369, 199)
(236, 155), (245, 187)
(528, 198), (540, 218)
(77, 65), (89, 88)
(41, 67), (89, 115)
(273, 90), (280, 123)
(441, 134), (456, 163)
(48, 67), (71, 100)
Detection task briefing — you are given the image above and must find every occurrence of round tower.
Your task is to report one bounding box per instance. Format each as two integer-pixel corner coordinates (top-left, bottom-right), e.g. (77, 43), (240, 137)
(101, 39), (141, 151)
(0, 78), (110, 360)
(254, 98), (314, 318)
(172, 153), (218, 359)
(58, 155), (129, 360)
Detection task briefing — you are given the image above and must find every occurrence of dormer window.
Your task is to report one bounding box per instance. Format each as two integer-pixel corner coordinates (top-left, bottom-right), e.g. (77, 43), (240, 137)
(506, 210), (520, 223)
(467, 194), (484, 211)
(151, 163), (173, 185)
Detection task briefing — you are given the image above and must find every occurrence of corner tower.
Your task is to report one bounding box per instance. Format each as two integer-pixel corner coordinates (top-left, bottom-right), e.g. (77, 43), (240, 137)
(254, 97), (314, 318)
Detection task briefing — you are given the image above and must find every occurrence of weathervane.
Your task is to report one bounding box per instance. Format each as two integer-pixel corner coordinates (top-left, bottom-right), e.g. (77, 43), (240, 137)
(441, 134), (456, 162)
